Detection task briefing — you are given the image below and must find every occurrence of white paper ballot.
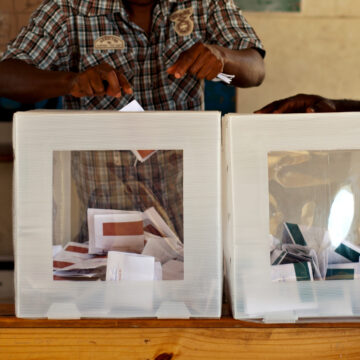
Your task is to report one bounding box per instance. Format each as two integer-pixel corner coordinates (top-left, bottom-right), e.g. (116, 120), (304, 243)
(52, 245), (63, 257)
(119, 99), (145, 112)
(106, 251), (155, 281)
(213, 73), (235, 84)
(271, 262), (313, 282)
(162, 260), (184, 280)
(155, 261), (163, 281)
(119, 101), (159, 163)
(143, 207), (182, 248)
(142, 232), (181, 264)
(88, 208), (141, 254)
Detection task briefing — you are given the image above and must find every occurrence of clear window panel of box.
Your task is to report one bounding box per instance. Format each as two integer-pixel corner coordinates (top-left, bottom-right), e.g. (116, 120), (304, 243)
(53, 150), (184, 281)
(268, 150), (360, 282)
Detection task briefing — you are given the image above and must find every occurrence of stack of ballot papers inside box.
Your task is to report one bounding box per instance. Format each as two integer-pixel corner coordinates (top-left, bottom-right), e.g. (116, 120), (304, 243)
(53, 206), (184, 281)
(270, 222), (360, 282)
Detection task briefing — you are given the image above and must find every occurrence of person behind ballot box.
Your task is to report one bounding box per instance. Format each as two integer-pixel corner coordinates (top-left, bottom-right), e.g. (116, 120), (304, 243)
(0, 0), (265, 243)
(255, 94), (360, 114)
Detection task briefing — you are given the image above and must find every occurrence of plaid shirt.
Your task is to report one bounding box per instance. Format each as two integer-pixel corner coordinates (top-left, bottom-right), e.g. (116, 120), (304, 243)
(3, 0), (264, 110)
(5, 1), (263, 244)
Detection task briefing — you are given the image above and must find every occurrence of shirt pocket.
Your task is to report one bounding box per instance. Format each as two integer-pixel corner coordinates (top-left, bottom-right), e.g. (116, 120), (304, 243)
(79, 48), (135, 84)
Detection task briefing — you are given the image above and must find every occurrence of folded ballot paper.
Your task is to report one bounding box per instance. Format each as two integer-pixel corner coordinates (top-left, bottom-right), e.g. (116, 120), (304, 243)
(54, 206), (184, 281)
(270, 222), (360, 282)
(106, 251), (162, 281)
(94, 212), (145, 253)
(213, 73), (235, 84)
(119, 100), (157, 163)
(53, 242), (106, 280)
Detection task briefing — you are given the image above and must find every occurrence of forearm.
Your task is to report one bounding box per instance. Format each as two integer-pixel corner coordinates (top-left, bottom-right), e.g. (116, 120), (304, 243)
(0, 59), (75, 103)
(212, 46), (265, 87)
(333, 99), (360, 112)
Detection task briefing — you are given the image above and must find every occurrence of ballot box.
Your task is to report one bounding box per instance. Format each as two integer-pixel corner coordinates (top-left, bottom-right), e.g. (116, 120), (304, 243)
(13, 110), (221, 319)
(223, 113), (360, 322)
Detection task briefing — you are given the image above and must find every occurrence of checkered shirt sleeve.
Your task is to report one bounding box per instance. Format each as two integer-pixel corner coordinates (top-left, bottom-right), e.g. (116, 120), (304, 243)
(207, 0), (265, 56)
(2, 0), (69, 70)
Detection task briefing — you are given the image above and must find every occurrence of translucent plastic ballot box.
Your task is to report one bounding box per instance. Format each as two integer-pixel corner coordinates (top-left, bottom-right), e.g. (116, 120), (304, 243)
(13, 110), (222, 319)
(222, 113), (360, 323)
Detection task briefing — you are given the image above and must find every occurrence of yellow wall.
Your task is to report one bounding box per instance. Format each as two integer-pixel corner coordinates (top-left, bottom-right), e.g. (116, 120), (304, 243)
(238, 0), (360, 113)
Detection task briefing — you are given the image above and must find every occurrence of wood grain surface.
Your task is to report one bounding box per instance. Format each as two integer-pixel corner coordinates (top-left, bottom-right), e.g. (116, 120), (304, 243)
(1, 304), (360, 359)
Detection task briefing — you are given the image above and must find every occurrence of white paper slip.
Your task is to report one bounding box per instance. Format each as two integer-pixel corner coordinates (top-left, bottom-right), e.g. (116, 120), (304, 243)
(52, 245), (63, 258)
(271, 262), (313, 282)
(213, 73), (235, 84)
(162, 260), (184, 280)
(119, 101), (158, 163)
(88, 208), (141, 254)
(106, 251), (155, 281)
(143, 207), (182, 247)
(142, 232), (181, 264)
(154, 261), (162, 281)
(94, 213), (145, 253)
(119, 99), (144, 112)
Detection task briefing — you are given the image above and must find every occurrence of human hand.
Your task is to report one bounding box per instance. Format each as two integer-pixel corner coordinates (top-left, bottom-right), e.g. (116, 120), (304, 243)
(167, 42), (224, 80)
(69, 63), (132, 98)
(255, 94), (337, 114)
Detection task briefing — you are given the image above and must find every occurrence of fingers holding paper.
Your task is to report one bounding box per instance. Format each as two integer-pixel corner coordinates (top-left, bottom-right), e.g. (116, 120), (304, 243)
(167, 42), (224, 81)
(69, 62), (133, 98)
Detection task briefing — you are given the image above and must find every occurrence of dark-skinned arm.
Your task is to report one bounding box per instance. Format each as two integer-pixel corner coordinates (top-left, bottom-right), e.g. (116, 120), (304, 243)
(333, 99), (360, 112)
(167, 42), (265, 88)
(0, 59), (132, 104)
(255, 93), (360, 114)
(211, 46), (265, 87)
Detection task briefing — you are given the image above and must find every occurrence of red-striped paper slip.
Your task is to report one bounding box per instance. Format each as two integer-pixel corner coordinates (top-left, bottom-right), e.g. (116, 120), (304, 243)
(53, 242), (92, 270)
(53, 257), (108, 280)
(94, 213), (145, 253)
(87, 208), (141, 254)
(132, 150), (157, 163)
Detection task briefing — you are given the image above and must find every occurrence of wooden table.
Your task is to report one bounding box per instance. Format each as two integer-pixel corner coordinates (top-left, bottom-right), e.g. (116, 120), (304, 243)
(1, 304), (360, 359)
